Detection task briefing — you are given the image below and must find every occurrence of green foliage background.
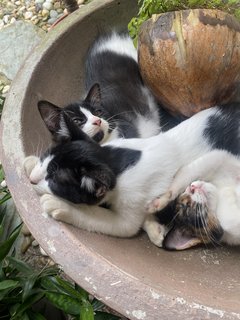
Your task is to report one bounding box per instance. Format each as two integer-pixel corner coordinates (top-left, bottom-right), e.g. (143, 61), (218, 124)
(128, 0), (240, 45)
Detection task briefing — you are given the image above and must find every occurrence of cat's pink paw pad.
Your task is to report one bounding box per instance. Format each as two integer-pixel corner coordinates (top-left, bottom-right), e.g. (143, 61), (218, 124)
(146, 197), (162, 214)
(146, 191), (172, 213)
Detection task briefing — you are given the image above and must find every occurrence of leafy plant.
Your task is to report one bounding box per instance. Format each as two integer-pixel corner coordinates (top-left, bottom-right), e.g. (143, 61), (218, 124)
(0, 167), (120, 319)
(128, 0), (240, 45)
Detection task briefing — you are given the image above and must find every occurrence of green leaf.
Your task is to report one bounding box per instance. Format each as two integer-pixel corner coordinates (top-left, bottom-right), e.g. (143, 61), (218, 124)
(0, 280), (19, 291)
(55, 277), (88, 302)
(91, 298), (104, 312)
(0, 193), (11, 206)
(0, 224), (22, 262)
(94, 311), (120, 320)
(79, 304), (94, 320)
(11, 292), (45, 319)
(26, 310), (47, 320)
(7, 256), (33, 276)
(22, 274), (39, 302)
(45, 291), (81, 315)
(75, 283), (89, 300)
(41, 276), (70, 295)
(38, 265), (58, 278)
(20, 312), (30, 320)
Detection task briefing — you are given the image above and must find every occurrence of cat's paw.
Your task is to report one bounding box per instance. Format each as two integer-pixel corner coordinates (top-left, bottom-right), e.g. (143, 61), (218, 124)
(143, 219), (166, 247)
(40, 194), (69, 221)
(23, 156), (39, 178)
(146, 191), (172, 214)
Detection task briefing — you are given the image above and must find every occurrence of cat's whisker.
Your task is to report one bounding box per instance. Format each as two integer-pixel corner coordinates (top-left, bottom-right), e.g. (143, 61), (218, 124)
(166, 209), (181, 228)
(33, 131), (45, 158)
(106, 110), (136, 122)
(197, 205), (219, 248)
(196, 208), (208, 247)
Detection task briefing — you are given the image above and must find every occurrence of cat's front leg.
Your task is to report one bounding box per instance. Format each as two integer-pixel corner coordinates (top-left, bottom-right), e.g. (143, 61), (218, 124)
(143, 215), (168, 247)
(40, 194), (142, 237)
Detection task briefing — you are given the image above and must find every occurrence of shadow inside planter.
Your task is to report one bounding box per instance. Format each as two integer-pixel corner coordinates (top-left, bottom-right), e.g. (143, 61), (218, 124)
(1, 1), (240, 319)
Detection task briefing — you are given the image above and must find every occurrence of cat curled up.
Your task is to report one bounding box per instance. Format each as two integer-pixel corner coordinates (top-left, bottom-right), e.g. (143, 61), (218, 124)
(24, 104), (240, 247)
(38, 32), (182, 145)
(147, 149), (240, 250)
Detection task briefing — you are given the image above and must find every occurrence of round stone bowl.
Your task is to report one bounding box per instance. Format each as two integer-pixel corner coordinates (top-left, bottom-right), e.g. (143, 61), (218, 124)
(1, 1), (240, 319)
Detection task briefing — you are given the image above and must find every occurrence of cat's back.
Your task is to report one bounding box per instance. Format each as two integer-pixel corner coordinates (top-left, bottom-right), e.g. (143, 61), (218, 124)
(89, 32), (137, 62)
(85, 32), (139, 88)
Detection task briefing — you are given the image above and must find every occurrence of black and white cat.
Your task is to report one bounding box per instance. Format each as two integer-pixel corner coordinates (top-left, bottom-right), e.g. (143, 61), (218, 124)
(147, 149), (240, 250)
(38, 32), (183, 144)
(24, 104), (240, 246)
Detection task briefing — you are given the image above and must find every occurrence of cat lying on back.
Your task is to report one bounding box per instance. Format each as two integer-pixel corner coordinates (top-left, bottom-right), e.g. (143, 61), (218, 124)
(38, 32), (183, 144)
(24, 104), (240, 247)
(147, 149), (240, 250)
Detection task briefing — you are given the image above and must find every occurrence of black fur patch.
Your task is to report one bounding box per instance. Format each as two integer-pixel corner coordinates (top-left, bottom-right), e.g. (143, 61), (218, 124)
(103, 145), (141, 175)
(204, 103), (240, 156)
(46, 140), (116, 204)
(44, 137), (141, 204)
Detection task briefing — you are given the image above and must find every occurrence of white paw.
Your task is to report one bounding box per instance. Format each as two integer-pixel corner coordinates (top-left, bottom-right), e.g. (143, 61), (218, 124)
(40, 194), (68, 221)
(23, 156), (39, 178)
(143, 219), (167, 247)
(146, 191), (172, 214)
(148, 223), (166, 247)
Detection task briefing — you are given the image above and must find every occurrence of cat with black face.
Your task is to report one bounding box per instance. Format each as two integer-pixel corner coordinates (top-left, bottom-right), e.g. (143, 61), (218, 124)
(38, 32), (183, 145)
(147, 149), (240, 250)
(25, 104), (240, 245)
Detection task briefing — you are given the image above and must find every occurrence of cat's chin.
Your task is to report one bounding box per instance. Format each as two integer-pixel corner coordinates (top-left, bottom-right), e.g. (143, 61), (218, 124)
(93, 130), (105, 143)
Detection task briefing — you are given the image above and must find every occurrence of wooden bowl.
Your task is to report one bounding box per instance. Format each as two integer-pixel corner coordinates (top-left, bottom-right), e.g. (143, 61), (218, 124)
(138, 9), (240, 117)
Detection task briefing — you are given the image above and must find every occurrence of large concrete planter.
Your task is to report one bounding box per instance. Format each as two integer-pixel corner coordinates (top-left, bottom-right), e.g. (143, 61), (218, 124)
(1, 1), (240, 319)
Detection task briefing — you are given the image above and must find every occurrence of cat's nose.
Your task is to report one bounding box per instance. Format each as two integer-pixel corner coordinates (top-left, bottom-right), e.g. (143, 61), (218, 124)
(93, 118), (101, 126)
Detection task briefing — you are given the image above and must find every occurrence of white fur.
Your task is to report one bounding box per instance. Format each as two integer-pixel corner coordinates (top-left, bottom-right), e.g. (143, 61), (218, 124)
(80, 107), (110, 143)
(81, 176), (95, 193)
(94, 32), (137, 62)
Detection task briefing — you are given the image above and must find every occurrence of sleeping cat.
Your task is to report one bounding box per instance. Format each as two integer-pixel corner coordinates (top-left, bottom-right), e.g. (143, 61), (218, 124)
(147, 149), (240, 250)
(38, 32), (183, 144)
(24, 104), (240, 246)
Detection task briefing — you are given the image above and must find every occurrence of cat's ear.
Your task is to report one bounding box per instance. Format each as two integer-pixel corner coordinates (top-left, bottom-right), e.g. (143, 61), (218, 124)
(38, 100), (61, 134)
(163, 226), (203, 251)
(85, 83), (101, 106)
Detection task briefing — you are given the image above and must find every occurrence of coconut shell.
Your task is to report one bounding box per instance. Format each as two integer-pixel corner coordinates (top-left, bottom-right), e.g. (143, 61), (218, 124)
(138, 9), (240, 117)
